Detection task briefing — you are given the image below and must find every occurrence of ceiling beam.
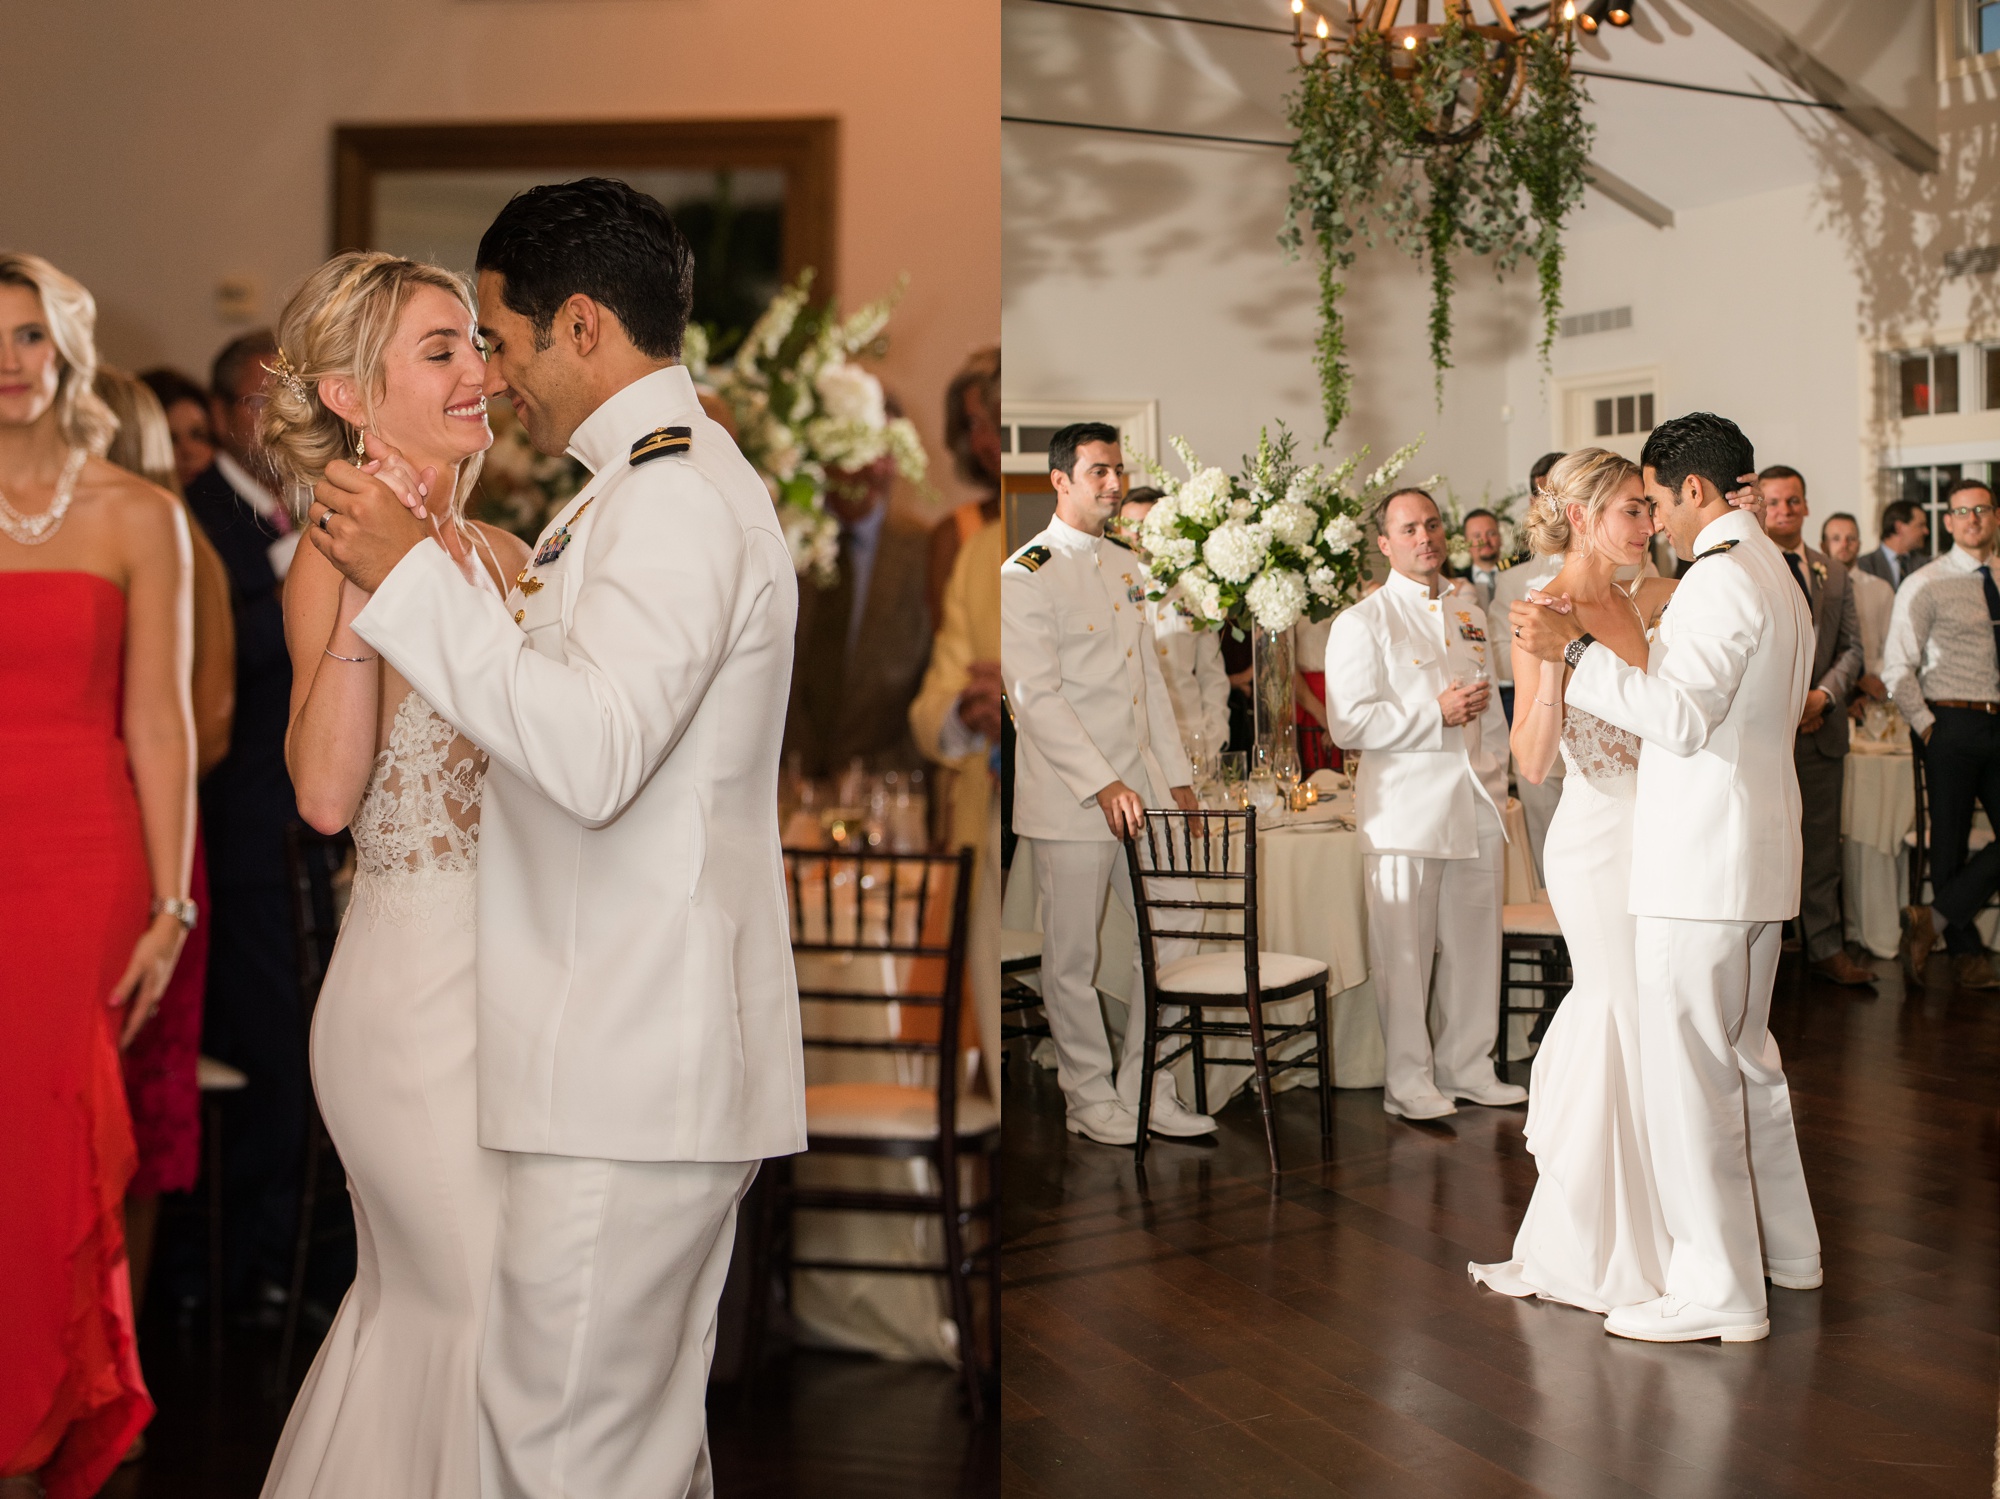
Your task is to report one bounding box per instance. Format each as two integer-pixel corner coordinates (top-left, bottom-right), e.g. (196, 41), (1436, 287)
(1586, 161), (1675, 228)
(1677, 0), (1939, 174)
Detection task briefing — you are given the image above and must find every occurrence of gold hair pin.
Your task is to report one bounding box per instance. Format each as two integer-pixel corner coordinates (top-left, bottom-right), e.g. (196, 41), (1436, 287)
(263, 348), (310, 401)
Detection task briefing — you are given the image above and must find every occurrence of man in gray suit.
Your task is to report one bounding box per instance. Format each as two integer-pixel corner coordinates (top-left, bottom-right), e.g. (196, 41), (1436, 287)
(1760, 466), (1872, 986)
(1854, 499), (1929, 590)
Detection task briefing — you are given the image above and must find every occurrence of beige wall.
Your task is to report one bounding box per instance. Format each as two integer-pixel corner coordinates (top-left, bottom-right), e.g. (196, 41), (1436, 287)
(0, 0), (998, 512)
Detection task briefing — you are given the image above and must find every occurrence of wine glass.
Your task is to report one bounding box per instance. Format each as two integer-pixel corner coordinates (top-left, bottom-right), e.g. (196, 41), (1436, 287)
(1272, 727), (1303, 811)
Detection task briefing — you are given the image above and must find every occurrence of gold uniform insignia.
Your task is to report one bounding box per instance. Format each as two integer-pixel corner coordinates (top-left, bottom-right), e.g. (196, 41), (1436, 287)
(1012, 544), (1053, 573)
(515, 569), (544, 596)
(629, 426), (693, 465)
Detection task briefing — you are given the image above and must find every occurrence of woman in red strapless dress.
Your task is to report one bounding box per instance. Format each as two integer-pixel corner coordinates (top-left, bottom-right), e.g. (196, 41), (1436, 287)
(0, 255), (196, 1499)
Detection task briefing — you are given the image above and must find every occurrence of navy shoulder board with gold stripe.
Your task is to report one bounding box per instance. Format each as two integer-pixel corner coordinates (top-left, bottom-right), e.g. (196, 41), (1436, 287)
(1690, 538), (1740, 565)
(1012, 544), (1053, 573)
(630, 426), (693, 465)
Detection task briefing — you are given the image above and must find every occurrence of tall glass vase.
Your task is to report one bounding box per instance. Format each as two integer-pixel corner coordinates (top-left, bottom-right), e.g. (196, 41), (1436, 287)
(1249, 624), (1296, 762)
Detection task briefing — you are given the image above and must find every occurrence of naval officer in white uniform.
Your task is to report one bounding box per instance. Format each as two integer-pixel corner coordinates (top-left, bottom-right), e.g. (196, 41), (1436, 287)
(1003, 423), (1216, 1147)
(308, 180), (803, 1497)
(1324, 488), (1527, 1120)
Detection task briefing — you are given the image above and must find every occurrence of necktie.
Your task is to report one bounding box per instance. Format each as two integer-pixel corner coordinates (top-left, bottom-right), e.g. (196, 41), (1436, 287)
(1785, 551), (1811, 602)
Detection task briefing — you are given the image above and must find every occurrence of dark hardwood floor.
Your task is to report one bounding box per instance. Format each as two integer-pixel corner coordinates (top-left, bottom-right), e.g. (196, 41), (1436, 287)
(1000, 952), (2000, 1498)
(101, 1261), (993, 1497)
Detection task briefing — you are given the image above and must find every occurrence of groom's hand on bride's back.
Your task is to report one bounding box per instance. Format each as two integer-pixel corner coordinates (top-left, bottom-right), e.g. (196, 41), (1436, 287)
(307, 448), (440, 592)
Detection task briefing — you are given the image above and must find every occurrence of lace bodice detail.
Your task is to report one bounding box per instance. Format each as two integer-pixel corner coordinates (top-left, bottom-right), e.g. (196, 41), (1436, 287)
(349, 691), (486, 927)
(1560, 706), (1641, 784)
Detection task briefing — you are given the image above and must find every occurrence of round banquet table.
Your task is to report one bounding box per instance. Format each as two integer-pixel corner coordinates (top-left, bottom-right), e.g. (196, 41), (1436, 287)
(1000, 790), (1542, 1107)
(1842, 739), (1999, 956)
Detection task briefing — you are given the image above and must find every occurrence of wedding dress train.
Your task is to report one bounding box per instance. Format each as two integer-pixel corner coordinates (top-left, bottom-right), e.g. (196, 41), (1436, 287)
(1470, 689), (1671, 1314)
(261, 691), (504, 1497)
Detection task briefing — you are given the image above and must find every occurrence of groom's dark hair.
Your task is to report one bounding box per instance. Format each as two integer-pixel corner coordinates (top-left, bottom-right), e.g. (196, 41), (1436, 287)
(476, 177), (694, 361)
(1641, 412), (1754, 501)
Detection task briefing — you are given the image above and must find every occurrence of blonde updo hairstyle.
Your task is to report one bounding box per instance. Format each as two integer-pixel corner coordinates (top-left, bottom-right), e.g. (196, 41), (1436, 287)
(1523, 447), (1642, 556)
(260, 251), (485, 523)
(0, 251), (119, 456)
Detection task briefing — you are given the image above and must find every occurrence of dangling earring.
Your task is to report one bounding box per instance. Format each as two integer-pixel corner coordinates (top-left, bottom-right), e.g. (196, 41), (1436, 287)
(355, 428), (368, 462)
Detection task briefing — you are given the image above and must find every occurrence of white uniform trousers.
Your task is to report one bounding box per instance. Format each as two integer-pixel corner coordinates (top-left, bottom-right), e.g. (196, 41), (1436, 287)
(1031, 838), (1200, 1115)
(1633, 917), (1818, 1315)
(1364, 802), (1504, 1108)
(478, 1153), (758, 1499)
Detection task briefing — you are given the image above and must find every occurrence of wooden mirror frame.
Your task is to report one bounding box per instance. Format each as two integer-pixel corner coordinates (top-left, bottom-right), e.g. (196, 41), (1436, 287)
(331, 118), (839, 296)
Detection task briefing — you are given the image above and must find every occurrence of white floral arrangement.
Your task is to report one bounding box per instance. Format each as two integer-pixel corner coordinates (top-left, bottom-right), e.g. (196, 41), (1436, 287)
(1134, 425), (1424, 634)
(1440, 483), (1528, 574)
(687, 271), (928, 586)
(474, 399), (588, 542)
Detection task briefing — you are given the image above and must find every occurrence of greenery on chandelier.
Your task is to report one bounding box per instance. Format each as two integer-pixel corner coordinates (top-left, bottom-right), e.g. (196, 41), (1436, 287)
(1283, 17), (1593, 439)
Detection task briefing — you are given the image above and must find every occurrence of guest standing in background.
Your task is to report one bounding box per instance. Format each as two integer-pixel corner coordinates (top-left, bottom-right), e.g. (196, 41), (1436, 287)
(1758, 466), (1871, 988)
(926, 345), (1000, 623)
(1003, 423), (1214, 1146)
(1493, 451), (1567, 884)
(1821, 512), (1893, 717)
(783, 396), (933, 778)
(1116, 487), (1229, 763)
(1324, 488), (1524, 1120)
(910, 516), (1003, 854)
(95, 368), (236, 1325)
(1291, 614), (1338, 773)
(1460, 508), (1503, 609)
(139, 367), (217, 492)
(1856, 499), (1930, 590)
(910, 513), (1005, 1078)
(1889, 476), (2000, 993)
(0, 252), (193, 1499)
(182, 329), (305, 1318)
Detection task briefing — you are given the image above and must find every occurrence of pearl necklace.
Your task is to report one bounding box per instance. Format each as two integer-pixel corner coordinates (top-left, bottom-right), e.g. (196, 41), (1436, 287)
(0, 447), (89, 546)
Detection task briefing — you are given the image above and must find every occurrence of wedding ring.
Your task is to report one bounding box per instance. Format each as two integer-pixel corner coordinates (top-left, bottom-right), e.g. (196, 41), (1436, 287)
(317, 509), (332, 532)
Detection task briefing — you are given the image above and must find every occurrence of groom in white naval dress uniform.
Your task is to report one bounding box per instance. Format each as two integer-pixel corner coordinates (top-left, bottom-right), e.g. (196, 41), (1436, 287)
(1324, 488), (1525, 1120)
(1513, 412), (1821, 1345)
(307, 181), (804, 1496)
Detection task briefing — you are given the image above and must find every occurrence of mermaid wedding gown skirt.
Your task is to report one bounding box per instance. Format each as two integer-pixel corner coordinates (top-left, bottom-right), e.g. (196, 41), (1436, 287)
(1470, 700), (1671, 1314)
(262, 693), (505, 1498)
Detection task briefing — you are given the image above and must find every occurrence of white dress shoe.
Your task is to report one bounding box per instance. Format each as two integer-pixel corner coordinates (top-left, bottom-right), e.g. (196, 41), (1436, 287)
(1468, 1260), (1538, 1298)
(1604, 1294), (1768, 1343)
(1065, 1101), (1138, 1146)
(1144, 1085), (1219, 1138)
(1452, 1080), (1529, 1107)
(1383, 1090), (1458, 1120)
(1765, 1254), (1823, 1290)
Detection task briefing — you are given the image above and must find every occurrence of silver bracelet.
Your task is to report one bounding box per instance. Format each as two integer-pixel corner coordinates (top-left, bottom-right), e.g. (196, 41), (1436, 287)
(324, 647), (379, 664)
(1535, 696), (1560, 707)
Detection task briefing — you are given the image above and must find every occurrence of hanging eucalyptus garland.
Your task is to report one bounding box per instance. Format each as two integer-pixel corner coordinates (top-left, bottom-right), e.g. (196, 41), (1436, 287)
(1282, 15), (1593, 439)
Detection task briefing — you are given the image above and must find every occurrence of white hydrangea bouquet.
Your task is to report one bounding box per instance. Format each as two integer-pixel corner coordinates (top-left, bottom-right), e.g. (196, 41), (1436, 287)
(1135, 425), (1424, 634)
(1441, 484), (1528, 574)
(686, 270), (928, 586)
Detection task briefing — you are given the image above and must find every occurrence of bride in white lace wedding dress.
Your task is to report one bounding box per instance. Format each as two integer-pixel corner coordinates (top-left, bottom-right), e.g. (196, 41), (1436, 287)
(1470, 450), (1676, 1315)
(251, 255), (532, 1496)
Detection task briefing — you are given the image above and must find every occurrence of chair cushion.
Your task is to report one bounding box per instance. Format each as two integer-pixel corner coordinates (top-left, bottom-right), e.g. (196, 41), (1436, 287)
(1001, 927), (1043, 964)
(1156, 949), (1327, 995)
(1503, 902), (1563, 937)
(806, 1082), (1000, 1141)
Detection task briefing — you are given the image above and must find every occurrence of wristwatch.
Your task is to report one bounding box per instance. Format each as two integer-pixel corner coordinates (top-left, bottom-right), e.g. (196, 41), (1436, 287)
(152, 896), (199, 932)
(1563, 633), (1596, 671)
